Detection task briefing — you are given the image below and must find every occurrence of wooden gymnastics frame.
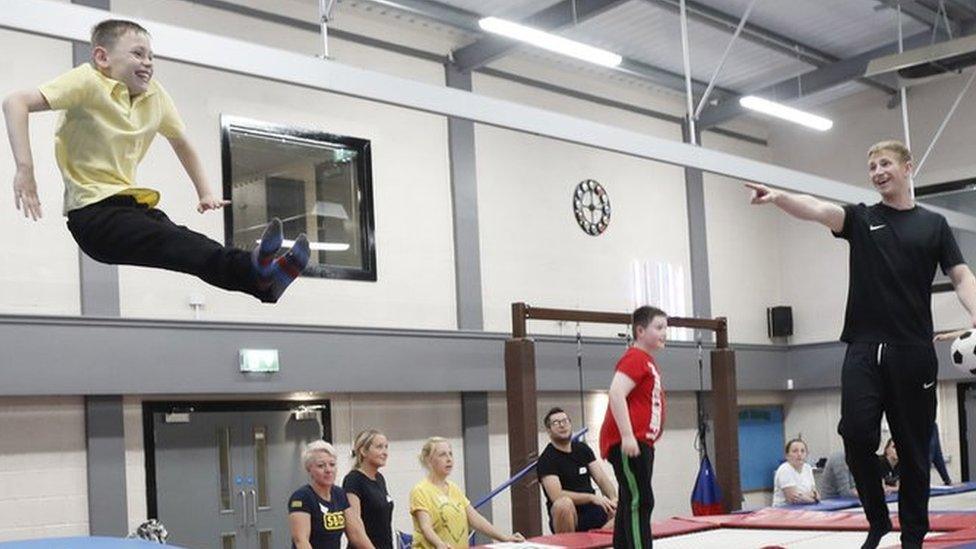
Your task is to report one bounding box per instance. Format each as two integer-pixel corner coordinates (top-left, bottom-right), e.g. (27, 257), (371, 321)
(506, 302), (741, 537)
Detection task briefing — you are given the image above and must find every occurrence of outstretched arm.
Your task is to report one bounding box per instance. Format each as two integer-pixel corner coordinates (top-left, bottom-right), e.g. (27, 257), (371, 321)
(166, 133), (229, 213)
(465, 505), (524, 543)
(3, 89), (51, 220)
(745, 183), (845, 233)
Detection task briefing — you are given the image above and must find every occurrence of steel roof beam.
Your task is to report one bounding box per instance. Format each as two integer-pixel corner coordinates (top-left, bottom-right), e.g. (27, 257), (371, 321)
(875, 0), (962, 35)
(698, 30), (941, 128)
(643, 0), (897, 95)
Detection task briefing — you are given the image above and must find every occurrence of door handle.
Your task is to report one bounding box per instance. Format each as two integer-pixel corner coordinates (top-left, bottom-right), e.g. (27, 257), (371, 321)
(238, 490), (247, 528)
(248, 489), (258, 528)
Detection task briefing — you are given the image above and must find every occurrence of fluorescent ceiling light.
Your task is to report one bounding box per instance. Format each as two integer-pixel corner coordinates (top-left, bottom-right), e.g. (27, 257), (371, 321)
(256, 239), (350, 252)
(739, 96), (833, 131)
(478, 16), (622, 68)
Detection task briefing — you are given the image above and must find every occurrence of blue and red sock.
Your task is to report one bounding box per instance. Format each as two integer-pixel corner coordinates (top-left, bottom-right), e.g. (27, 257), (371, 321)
(266, 234), (311, 302)
(251, 218), (283, 277)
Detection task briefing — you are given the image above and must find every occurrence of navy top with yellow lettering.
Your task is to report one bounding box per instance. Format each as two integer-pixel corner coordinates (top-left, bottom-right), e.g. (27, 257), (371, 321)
(288, 484), (349, 549)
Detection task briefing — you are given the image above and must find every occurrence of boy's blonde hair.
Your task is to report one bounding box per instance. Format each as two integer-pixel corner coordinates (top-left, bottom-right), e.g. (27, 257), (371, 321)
(91, 19), (149, 50)
(867, 140), (912, 164)
(351, 429), (384, 469)
(418, 436), (449, 469)
(302, 440), (337, 471)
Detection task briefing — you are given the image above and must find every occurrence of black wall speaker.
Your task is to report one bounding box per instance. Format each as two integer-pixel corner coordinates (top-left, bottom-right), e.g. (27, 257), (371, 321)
(767, 306), (793, 338)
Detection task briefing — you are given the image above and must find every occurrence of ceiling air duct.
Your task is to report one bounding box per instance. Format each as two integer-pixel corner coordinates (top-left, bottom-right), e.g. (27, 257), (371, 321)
(866, 33), (976, 85)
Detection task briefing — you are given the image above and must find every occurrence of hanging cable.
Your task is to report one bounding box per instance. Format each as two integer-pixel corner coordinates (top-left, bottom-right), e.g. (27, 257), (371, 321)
(694, 336), (709, 460)
(576, 322), (586, 428)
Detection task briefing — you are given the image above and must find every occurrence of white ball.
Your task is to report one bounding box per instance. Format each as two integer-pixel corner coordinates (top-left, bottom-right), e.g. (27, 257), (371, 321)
(950, 331), (976, 376)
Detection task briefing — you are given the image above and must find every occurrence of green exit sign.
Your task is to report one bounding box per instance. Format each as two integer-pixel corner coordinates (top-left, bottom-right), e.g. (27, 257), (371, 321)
(240, 349), (280, 373)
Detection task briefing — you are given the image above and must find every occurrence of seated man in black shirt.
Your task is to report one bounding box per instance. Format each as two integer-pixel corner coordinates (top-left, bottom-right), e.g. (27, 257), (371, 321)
(537, 407), (617, 534)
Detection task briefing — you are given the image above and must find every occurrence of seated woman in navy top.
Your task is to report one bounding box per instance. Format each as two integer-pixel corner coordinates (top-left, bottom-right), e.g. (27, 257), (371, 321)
(289, 440), (375, 549)
(343, 429), (395, 549)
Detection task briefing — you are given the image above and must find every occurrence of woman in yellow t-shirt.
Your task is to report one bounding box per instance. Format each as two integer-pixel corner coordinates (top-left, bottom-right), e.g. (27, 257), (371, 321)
(409, 437), (523, 548)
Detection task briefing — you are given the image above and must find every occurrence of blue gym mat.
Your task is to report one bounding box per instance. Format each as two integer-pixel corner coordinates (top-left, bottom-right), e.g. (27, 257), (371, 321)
(0, 538), (188, 548)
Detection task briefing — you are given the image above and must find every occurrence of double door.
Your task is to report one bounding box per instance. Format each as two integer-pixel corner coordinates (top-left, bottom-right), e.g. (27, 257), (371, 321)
(152, 407), (325, 549)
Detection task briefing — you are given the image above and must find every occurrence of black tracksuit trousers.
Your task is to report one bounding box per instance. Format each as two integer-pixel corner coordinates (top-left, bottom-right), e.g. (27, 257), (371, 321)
(838, 342), (938, 546)
(608, 442), (655, 549)
(66, 196), (274, 302)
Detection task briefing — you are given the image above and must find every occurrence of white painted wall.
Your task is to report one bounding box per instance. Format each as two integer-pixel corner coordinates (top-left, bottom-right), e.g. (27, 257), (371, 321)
(0, 30), (80, 316)
(700, 132), (784, 344)
(0, 397), (88, 542)
(768, 76), (976, 340)
(474, 73), (692, 338)
(111, 57), (457, 329)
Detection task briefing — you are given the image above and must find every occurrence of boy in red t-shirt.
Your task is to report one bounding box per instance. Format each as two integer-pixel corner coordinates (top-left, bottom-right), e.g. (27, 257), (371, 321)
(599, 306), (668, 548)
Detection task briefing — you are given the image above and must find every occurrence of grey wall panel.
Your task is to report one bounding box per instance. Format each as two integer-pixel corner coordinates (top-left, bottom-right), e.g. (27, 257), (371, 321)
(785, 341), (847, 390)
(85, 395), (128, 536)
(2, 315), (815, 395)
(461, 392), (492, 532)
(445, 65), (484, 331)
(683, 123), (711, 320)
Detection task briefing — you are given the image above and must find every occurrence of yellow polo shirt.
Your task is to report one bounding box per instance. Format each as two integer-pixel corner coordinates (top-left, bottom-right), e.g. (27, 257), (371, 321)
(38, 63), (185, 214)
(410, 479), (470, 549)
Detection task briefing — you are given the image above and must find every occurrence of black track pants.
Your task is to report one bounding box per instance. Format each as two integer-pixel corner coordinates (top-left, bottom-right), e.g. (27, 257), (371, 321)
(608, 442), (655, 549)
(67, 196), (274, 302)
(838, 342), (937, 545)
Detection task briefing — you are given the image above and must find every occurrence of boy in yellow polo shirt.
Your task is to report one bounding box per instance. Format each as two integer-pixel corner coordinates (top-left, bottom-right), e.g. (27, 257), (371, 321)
(2, 19), (307, 303)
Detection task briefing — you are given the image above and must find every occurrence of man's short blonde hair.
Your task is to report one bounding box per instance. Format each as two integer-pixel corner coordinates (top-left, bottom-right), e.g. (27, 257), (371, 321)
(302, 440), (337, 470)
(91, 19), (149, 50)
(867, 140), (912, 164)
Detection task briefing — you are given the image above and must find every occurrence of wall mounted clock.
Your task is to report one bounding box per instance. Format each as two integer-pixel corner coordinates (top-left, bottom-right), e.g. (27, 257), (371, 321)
(573, 179), (611, 236)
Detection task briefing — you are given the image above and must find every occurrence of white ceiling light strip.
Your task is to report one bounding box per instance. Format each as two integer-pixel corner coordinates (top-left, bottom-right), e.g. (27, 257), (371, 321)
(478, 17), (622, 67)
(739, 96), (834, 131)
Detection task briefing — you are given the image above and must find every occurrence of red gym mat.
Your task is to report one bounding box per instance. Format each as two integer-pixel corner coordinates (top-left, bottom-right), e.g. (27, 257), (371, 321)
(906, 528), (976, 549)
(651, 517), (721, 539)
(592, 517), (720, 540)
(512, 532), (613, 548)
(670, 508), (976, 533)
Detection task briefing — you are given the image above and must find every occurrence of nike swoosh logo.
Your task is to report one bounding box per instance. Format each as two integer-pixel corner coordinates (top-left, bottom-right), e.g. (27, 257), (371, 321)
(870, 224), (886, 231)
(923, 381), (936, 389)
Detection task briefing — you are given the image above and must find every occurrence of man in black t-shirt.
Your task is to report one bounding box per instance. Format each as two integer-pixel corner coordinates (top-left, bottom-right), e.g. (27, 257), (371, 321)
(537, 407), (617, 534)
(746, 140), (976, 549)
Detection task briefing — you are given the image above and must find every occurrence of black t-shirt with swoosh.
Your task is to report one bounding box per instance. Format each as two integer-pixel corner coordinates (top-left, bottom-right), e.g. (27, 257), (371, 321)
(832, 202), (964, 345)
(288, 484), (349, 549)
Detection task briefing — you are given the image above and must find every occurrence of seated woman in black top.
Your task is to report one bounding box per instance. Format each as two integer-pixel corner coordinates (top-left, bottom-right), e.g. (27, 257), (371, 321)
(343, 429), (395, 549)
(879, 438), (900, 495)
(289, 440), (375, 549)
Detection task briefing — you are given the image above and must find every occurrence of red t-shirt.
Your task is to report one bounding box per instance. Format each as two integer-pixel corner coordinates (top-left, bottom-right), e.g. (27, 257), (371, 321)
(599, 347), (667, 459)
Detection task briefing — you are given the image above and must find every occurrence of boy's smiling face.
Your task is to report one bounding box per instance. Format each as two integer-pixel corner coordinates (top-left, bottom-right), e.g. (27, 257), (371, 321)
(94, 30), (154, 96)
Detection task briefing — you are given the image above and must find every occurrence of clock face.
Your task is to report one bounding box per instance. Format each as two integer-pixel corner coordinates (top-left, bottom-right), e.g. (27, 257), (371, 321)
(572, 179), (611, 236)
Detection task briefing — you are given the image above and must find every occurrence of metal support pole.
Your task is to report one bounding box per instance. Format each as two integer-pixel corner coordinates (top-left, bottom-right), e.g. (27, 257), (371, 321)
(679, 0), (697, 144)
(694, 0), (759, 119)
(319, 0), (338, 58)
(896, 3), (916, 198)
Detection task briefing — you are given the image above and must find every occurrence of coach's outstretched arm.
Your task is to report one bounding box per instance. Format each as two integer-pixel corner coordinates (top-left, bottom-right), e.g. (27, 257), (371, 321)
(745, 182), (845, 233)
